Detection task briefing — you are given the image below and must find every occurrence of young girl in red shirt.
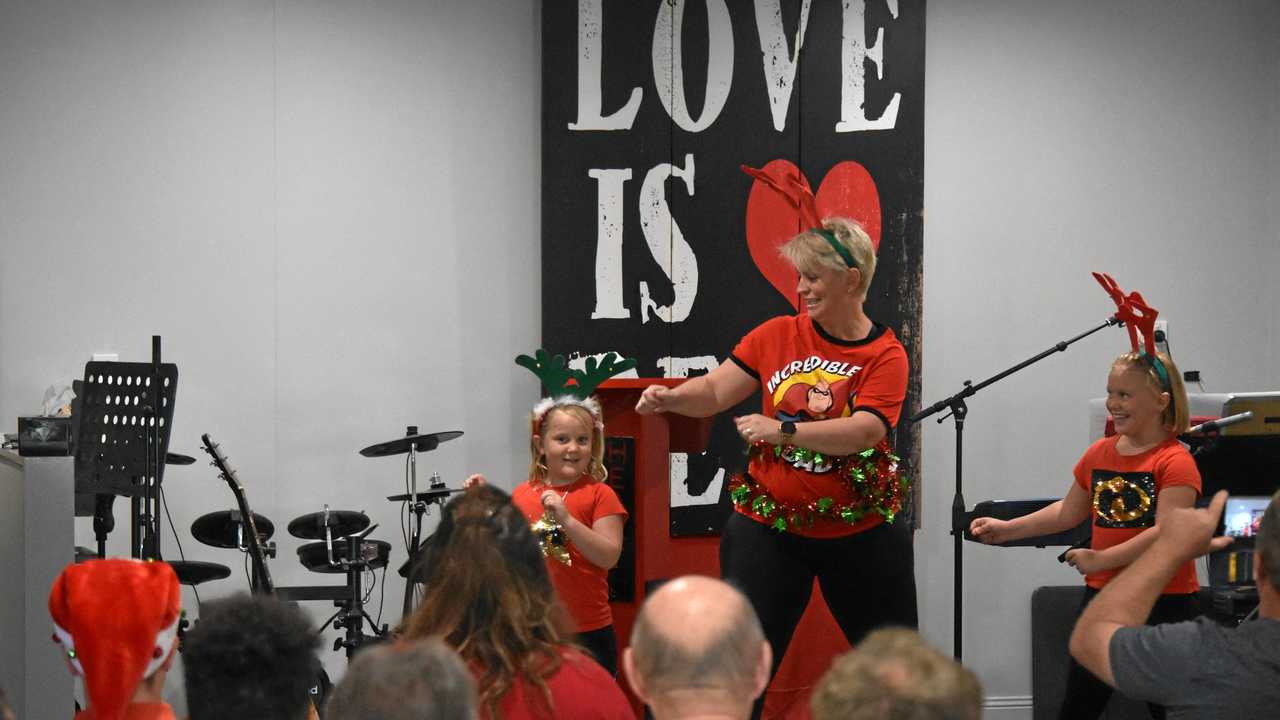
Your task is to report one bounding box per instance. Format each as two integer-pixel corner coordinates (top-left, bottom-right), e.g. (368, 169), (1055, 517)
(469, 395), (628, 675)
(970, 348), (1200, 719)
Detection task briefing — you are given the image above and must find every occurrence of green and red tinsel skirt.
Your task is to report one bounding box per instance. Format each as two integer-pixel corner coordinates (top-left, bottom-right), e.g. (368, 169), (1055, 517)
(727, 439), (910, 533)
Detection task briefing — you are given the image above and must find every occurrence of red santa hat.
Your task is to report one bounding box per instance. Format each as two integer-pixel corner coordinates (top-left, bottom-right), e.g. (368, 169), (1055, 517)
(48, 558), (181, 720)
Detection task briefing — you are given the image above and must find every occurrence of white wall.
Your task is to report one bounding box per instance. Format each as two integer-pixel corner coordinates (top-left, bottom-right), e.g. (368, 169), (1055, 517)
(0, 0), (540, 689)
(922, 0), (1280, 710)
(3, 0), (1279, 713)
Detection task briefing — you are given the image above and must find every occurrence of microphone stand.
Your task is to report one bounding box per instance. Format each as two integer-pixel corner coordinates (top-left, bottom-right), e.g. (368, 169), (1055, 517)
(910, 316), (1120, 660)
(140, 335), (163, 559)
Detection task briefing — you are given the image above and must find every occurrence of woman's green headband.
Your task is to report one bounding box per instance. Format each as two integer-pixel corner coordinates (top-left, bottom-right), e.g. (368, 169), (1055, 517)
(812, 228), (858, 270)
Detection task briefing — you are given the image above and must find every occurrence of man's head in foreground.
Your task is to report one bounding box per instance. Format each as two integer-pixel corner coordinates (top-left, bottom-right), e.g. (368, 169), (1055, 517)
(624, 575), (771, 720)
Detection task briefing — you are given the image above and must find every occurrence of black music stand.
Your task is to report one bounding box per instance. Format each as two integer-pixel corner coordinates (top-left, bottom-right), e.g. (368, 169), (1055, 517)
(74, 340), (178, 560)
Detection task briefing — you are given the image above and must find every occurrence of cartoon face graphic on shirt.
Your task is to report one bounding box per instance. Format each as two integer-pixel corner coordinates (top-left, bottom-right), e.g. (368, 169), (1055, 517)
(806, 378), (834, 416)
(1090, 470), (1157, 529)
(774, 372), (853, 423)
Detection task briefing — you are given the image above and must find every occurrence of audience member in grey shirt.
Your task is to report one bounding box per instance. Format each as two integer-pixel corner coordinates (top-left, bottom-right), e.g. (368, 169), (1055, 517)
(1070, 490), (1280, 719)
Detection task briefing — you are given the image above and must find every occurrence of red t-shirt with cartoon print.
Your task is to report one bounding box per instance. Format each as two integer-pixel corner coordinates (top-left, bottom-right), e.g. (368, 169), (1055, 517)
(730, 315), (909, 538)
(512, 475), (629, 632)
(1072, 435), (1201, 593)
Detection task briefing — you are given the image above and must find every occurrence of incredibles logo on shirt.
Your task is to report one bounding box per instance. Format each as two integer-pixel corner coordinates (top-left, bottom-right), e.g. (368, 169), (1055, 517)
(768, 357), (860, 423)
(765, 355), (861, 395)
(1090, 470), (1157, 529)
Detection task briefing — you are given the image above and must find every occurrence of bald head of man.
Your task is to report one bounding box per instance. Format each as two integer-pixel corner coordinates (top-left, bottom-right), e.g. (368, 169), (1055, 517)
(623, 576), (771, 719)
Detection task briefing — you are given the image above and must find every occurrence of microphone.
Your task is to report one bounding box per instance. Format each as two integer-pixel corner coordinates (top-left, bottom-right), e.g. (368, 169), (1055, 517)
(1187, 411), (1254, 435)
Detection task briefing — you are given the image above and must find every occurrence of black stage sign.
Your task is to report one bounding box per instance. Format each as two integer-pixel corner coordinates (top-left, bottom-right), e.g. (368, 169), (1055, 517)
(542, 0), (925, 535)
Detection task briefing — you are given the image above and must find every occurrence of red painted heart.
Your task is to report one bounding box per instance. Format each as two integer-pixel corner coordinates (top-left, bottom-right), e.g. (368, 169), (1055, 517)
(744, 160), (881, 310)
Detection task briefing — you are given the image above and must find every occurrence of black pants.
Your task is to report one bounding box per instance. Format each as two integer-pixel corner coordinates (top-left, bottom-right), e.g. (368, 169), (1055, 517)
(1056, 587), (1200, 720)
(720, 513), (918, 718)
(577, 624), (618, 677)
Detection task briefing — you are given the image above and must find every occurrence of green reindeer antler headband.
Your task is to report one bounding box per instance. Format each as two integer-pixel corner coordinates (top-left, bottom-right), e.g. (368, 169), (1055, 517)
(515, 349), (638, 429)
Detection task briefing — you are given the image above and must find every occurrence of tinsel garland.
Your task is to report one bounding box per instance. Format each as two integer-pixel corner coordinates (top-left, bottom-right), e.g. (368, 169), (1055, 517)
(728, 440), (910, 532)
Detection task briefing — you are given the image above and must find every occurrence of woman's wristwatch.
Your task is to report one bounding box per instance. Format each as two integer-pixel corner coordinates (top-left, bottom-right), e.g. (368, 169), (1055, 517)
(779, 420), (797, 444)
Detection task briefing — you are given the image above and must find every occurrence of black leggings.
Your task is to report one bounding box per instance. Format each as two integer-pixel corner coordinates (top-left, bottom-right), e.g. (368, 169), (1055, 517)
(1056, 587), (1200, 720)
(720, 513), (918, 716)
(576, 624), (618, 677)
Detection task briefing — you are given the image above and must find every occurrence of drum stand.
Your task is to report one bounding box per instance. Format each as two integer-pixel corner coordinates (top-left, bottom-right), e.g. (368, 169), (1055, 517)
(401, 432), (451, 618)
(403, 427), (426, 618)
(315, 524), (389, 660)
(357, 426), (464, 620)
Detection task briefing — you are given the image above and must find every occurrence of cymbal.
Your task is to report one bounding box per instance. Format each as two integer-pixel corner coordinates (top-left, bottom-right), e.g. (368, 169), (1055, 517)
(359, 430), (463, 458)
(386, 487), (463, 503)
(167, 560), (231, 587)
(297, 539), (391, 574)
(192, 510), (276, 549)
(287, 510), (370, 540)
(166, 452), (196, 465)
(75, 546), (99, 564)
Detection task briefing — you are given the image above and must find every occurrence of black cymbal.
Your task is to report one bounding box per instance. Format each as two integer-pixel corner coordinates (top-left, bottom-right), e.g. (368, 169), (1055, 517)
(359, 430), (463, 458)
(386, 487), (463, 503)
(75, 546), (99, 564)
(166, 452), (196, 465)
(287, 510), (370, 540)
(297, 540), (391, 574)
(192, 510), (276, 549)
(167, 560), (231, 586)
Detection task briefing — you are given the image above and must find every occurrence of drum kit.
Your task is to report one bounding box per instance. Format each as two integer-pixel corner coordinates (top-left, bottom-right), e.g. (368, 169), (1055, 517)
(168, 426), (464, 660)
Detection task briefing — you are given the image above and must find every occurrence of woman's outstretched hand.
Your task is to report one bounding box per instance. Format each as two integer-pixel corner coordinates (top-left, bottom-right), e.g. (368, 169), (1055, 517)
(635, 384), (673, 415)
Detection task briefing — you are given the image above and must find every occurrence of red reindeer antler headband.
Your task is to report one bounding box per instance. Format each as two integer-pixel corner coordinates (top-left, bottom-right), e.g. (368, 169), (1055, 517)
(741, 164), (858, 269)
(1092, 272), (1170, 389)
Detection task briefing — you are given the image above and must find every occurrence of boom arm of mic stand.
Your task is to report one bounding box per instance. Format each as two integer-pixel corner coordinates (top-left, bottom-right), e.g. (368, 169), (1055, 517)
(910, 316), (1120, 426)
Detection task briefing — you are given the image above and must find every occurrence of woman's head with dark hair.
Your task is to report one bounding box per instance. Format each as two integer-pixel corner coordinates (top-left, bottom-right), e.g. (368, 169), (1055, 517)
(182, 594), (320, 720)
(404, 484), (571, 716)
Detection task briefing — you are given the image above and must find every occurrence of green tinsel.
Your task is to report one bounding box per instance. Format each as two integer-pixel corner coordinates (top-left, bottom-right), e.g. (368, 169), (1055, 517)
(750, 495), (776, 518)
(729, 439), (909, 533)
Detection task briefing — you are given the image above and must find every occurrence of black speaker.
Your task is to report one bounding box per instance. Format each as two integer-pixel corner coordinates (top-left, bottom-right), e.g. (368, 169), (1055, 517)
(1030, 586), (1149, 720)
